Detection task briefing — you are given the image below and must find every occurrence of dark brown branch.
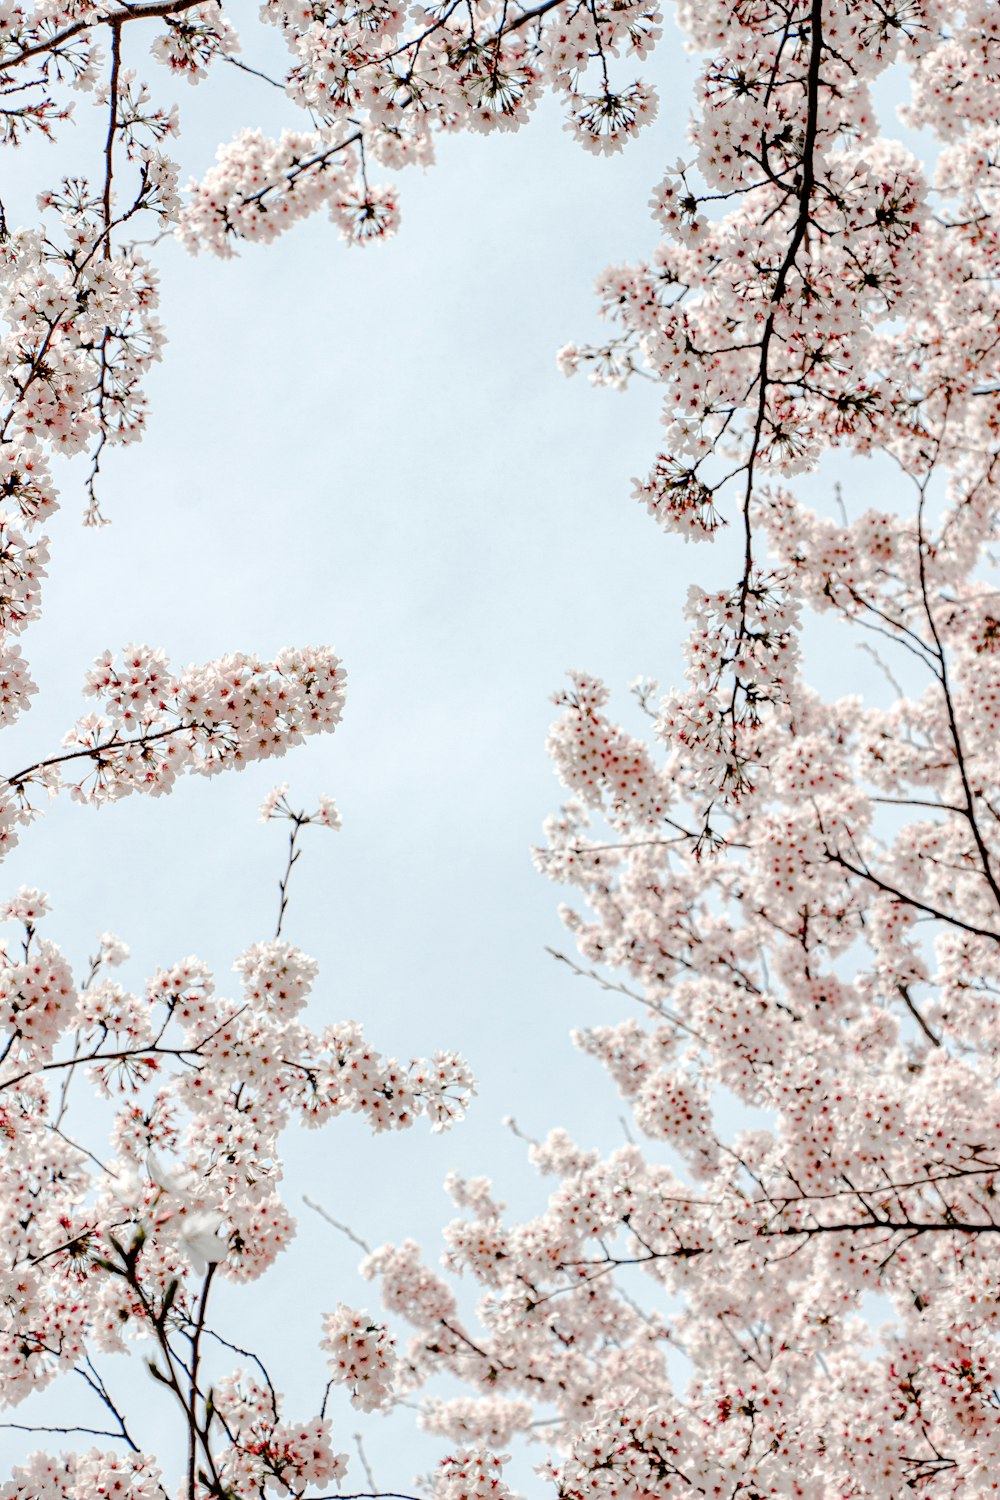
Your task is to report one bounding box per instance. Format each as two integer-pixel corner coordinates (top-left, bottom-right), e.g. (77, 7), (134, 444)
(827, 848), (1000, 945)
(0, 0), (211, 74)
(739, 0), (825, 615)
(102, 23), (122, 242)
(914, 489), (1000, 913)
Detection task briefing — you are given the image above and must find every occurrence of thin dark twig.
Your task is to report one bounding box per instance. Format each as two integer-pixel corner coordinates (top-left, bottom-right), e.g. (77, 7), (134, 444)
(102, 23), (122, 243)
(354, 1433), (378, 1492)
(303, 1194), (372, 1255)
(275, 816), (304, 939)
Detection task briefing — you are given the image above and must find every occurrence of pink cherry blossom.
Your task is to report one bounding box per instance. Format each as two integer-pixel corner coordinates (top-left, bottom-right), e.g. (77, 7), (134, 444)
(1, 0), (1000, 1495)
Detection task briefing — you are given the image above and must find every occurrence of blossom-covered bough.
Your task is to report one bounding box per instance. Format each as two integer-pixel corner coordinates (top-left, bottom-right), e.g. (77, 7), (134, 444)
(1, 0), (999, 1495)
(0, 0), (659, 1493)
(363, 2), (1000, 1496)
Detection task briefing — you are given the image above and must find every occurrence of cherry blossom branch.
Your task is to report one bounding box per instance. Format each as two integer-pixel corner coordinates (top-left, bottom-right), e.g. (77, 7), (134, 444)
(546, 947), (710, 1044)
(275, 815), (305, 940)
(186, 1265), (217, 1500)
(0, 0), (212, 74)
(0, 1421), (129, 1439)
(101, 23), (122, 243)
(914, 489), (1000, 913)
(76, 1353), (149, 1462)
(738, 0), (824, 612)
(3, 1039), (204, 1092)
(827, 848), (1000, 944)
(3, 721), (192, 790)
(304, 1193), (373, 1255)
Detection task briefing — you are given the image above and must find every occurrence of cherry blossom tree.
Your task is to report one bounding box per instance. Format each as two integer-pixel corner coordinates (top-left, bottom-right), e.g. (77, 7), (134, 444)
(360, 1), (1000, 1495)
(2, 0), (1000, 1496)
(0, 0), (659, 1494)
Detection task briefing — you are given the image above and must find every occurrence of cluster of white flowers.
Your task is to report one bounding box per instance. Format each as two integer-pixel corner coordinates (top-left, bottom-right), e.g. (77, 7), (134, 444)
(322, 1303), (399, 1411)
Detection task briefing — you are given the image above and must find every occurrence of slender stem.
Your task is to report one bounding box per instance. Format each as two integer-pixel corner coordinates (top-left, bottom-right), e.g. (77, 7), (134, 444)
(275, 816), (304, 938)
(102, 24), (122, 247)
(187, 1265), (216, 1500)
